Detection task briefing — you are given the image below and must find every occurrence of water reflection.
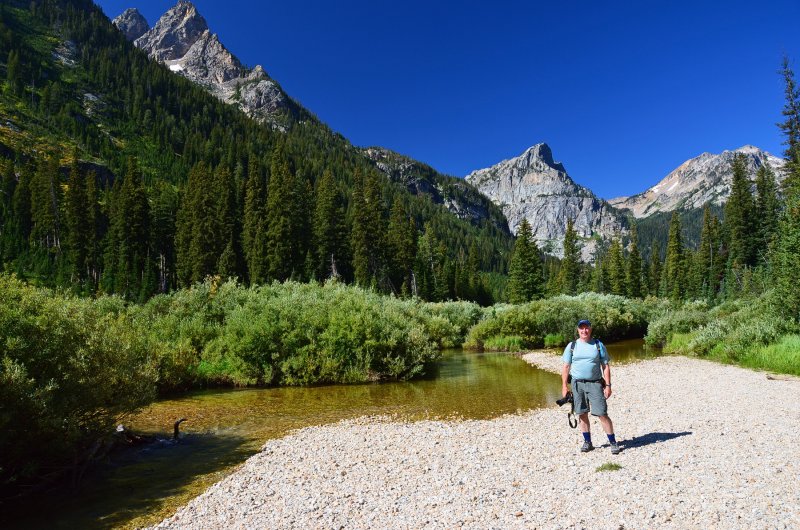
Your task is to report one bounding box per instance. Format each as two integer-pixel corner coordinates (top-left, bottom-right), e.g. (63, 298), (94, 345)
(15, 341), (655, 529)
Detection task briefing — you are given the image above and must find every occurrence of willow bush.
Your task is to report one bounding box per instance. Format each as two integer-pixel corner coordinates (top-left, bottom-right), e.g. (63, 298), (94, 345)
(464, 293), (658, 350)
(130, 278), (483, 389)
(0, 274), (482, 494)
(0, 275), (156, 493)
(645, 291), (799, 374)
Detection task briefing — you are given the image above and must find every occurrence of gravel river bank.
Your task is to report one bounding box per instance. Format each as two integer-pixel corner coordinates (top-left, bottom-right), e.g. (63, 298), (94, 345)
(152, 355), (799, 529)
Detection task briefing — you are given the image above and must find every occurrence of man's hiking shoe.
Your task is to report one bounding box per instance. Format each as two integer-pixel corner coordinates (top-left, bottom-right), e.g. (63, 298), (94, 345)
(580, 441), (594, 452)
(610, 443), (621, 455)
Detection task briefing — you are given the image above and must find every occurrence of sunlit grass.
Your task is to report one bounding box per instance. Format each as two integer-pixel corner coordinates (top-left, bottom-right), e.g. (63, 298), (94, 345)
(743, 334), (800, 376)
(596, 462), (623, 472)
(482, 335), (526, 352)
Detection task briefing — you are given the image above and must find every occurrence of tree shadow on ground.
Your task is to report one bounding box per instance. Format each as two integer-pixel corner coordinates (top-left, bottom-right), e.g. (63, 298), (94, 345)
(620, 431), (693, 449)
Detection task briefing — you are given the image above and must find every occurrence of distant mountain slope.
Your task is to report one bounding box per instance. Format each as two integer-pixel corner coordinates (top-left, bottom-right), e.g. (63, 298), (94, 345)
(466, 143), (628, 260)
(610, 145), (786, 218)
(0, 0), (513, 298)
(111, 2), (512, 249)
(362, 147), (510, 233)
(114, 0), (307, 130)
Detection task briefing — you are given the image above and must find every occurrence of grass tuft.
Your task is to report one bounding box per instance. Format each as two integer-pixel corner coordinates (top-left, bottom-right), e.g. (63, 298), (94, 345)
(595, 462), (623, 472)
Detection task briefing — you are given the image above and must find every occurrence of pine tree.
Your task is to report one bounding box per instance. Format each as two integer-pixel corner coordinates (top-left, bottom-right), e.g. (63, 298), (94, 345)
(725, 153), (756, 268)
(149, 181), (177, 292)
(64, 155), (89, 282)
(662, 211), (685, 300)
(590, 248), (609, 294)
(115, 157), (150, 297)
(242, 157), (268, 284)
(313, 168), (347, 281)
(692, 205), (723, 299)
(606, 237), (626, 296)
(351, 169), (387, 288)
(773, 57), (800, 321)
(558, 218), (580, 295)
(386, 198), (417, 295)
(10, 164), (32, 257)
(507, 219), (544, 303)
(626, 224), (643, 298)
(465, 242), (483, 302)
(6, 49), (22, 96)
(778, 56), (800, 195)
(754, 164), (780, 260)
(213, 164), (241, 279)
(293, 170), (313, 281)
(30, 155), (62, 251)
(175, 162), (217, 285)
(415, 223), (443, 300)
(266, 146), (299, 281)
(646, 242), (661, 296)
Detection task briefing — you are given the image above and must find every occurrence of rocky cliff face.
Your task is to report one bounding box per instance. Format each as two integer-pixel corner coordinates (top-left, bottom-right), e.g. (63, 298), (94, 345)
(113, 1), (301, 130)
(465, 144), (627, 260)
(609, 146), (786, 218)
(111, 8), (149, 41)
(362, 147), (510, 233)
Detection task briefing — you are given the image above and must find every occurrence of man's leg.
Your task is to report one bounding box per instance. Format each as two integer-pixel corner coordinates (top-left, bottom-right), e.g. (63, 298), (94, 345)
(598, 414), (614, 434)
(579, 413), (593, 451)
(598, 415), (621, 454)
(579, 412), (591, 433)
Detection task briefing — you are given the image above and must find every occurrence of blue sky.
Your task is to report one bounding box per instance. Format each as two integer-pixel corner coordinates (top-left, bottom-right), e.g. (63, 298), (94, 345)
(96, 0), (800, 199)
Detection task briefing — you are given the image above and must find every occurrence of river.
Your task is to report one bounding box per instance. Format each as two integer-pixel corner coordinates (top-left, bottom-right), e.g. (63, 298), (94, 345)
(10, 339), (656, 529)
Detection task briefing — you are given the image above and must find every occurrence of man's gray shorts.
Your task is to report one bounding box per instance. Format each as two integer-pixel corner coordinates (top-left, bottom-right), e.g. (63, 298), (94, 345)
(572, 380), (607, 416)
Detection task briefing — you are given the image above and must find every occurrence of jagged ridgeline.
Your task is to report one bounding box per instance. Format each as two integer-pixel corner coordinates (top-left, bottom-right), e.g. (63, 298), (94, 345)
(0, 0), (513, 303)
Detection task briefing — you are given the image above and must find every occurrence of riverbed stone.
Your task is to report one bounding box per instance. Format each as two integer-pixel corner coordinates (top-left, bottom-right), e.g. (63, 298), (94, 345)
(150, 356), (800, 529)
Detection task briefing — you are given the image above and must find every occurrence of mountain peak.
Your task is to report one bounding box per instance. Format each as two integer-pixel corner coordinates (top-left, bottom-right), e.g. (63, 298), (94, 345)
(466, 144), (626, 260)
(516, 143), (564, 172)
(112, 8), (149, 41)
(134, 1), (209, 61)
(609, 145), (787, 217)
(124, 2), (301, 128)
(733, 145), (763, 155)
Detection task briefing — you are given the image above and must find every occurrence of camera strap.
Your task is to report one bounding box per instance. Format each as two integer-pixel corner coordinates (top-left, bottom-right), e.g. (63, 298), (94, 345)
(567, 411), (577, 429)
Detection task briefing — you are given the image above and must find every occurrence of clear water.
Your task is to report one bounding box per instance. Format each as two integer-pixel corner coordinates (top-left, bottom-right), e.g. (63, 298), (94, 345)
(11, 340), (656, 529)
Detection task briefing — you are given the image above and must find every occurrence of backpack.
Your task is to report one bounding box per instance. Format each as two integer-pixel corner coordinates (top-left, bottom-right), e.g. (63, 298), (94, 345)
(567, 339), (603, 358)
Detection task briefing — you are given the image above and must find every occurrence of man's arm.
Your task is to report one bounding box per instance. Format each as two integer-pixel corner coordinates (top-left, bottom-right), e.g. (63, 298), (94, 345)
(561, 363), (571, 397)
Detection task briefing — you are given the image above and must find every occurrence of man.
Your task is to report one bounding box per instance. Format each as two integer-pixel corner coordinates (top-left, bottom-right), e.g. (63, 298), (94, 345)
(561, 319), (621, 454)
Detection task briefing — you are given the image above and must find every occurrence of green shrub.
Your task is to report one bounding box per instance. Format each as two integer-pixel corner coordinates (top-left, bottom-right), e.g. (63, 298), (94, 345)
(0, 275), (156, 493)
(645, 291), (800, 375)
(544, 333), (567, 348)
(464, 293), (653, 350)
(128, 279), (464, 388)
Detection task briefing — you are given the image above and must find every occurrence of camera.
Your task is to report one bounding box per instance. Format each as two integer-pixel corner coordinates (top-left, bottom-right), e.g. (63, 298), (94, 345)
(556, 392), (573, 407)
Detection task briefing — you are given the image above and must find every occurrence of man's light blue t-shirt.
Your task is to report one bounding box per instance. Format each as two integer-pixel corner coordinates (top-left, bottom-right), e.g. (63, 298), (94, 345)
(562, 339), (609, 380)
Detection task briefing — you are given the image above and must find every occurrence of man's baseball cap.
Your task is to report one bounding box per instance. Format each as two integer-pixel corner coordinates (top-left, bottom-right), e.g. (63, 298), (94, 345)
(577, 319), (591, 327)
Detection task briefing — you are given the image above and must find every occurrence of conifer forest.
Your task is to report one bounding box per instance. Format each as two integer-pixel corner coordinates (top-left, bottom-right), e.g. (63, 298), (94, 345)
(1, 0), (799, 511)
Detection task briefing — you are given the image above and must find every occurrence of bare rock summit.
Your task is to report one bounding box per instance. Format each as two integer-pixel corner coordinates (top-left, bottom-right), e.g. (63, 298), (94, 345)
(111, 8), (149, 42)
(466, 143), (627, 260)
(115, 1), (301, 129)
(610, 146), (787, 218)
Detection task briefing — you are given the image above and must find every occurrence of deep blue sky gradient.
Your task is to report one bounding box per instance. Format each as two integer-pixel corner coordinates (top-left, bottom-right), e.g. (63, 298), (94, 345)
(96, 0), (800, 199)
